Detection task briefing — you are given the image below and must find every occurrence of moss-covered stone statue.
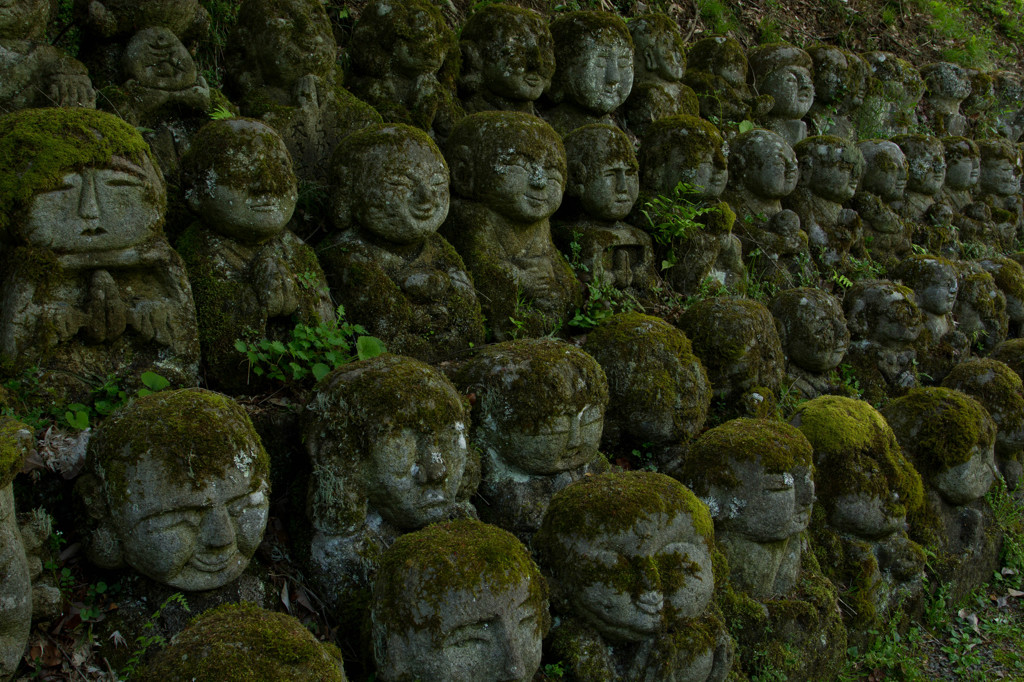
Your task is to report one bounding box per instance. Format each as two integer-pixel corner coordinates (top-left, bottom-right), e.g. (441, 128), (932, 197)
(683, 36), (773, 125)
(176, 118), (333, 392)
(535, 472), (733, 682)
(918, 62), (971, 137)
(637, 115), (743, 296)
(806, 45), (870, 140)
(621, 13), (698, 136)
(140, 603), (347, 681)
(721, 128), (810, 288)
(582, 312), (711, 468)
(0, 0), (95, 112)
(954, 264), (1009, 356)
(990, 338), (1024, 381)
(457, 5), (554, 116)
(975, 138), (1022, 251)
(842, 280), (923, 402)
(849, 139), (912, 268)
(371, 519), (548, 682)
(0, 108), (199, 400)
(791, 396), (926, 640)
(891, 134), (958, 256)
(0, 417), (33, 681)
(748, 43), (814, 146)
(442, 112), (581, 340)
(301, 354), (477, 621)
(978, 256), (1024, 338)
(542, 11), (634, 136)
(76, 388), (270, 591)
(782, 135), (864, 273)
(990, 70), (1024, 143)
(679, 298), (785, 412)
(224, 0), (381, 182)
(452, 338), (609, 540)
(858, 51), (925, 138)
(939, 137), (993, 247)
(317, 123), (484, 362)
(552, 124), (659, 301)
(347, 0), (462, 139)
(770, 287), (851, 400)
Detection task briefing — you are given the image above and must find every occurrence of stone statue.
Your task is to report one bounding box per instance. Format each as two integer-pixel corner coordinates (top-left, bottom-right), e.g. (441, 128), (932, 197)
(348, 0), (462, 138)
(955, 264), (1009, 355)
(0, 0), (95, 112)
(976, 138), (1022, 251)
(918, 62), (971, 137)
(457, 5), (554, 116)
(622, 13), (698, 135)
(535, 472), (732, 682)
(0, 108), (199, 400)
(990, 70), (1024, 142)
(859, 51), (925, 138)
(806, 45), (870, 140)
(749, 43), (815, 146)
(225, 0), (381, 182)
(140, 603), (348, 680)
(542, 11), (634, 136)
(891, 134), (957, 256)
(318, 123), (484, 362)
(452, 338), (610, 540)
(442, 112), (581, 340)
(582, 312), (711, 469)
(77, 389), (270, 591)
(0, 418), (33, 681)
(939, 137), (993, 247)
(770, 287), (851, 400)
(978, 256), (1024, 338)
(850, 139), (912, 268)
(683, 36), (773, 125)
(177, 118), (334, 392)
(371, 519), (548, 682)
(552, 124), (659, 300)
(721, 128), (810, 288)
(783, 135), (864, 273)
(302, 355), (477, 615)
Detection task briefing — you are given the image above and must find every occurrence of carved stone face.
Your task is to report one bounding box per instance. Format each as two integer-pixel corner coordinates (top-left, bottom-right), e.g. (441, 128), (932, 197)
(945, 154), (980, 191)
(562, 37), (633, 114)
(366, 422), (468, 529)
(859, 142), (908, 202)
(23, 155), (163, 253)
(981, 157), (1021, 196)
(480, 25), (554, 101)
(255, 2), (335, 86)
(393, 10), (445, 77)
(124, 27), (197, 90)
(562, 512), (713, 643)
(807, 152), (860, 203)
(763, 66), (814, 119)
(710, 458), (811, 542)
(829, 490), (905, 538)
(112, 456), (269, 591)
(579, 159), (639, 221)
(478, 149), (565, 224)
(932, 444), (995, 505)
(656, 146), (728, 201)
(0, 0), (48, 40)
(486, 404), (603, 476)
(357, 138), (449, 244)
(917, 265), (959, 315)
(739, 134), (799, 199)
(775, 291), (849, 373)
(905, 145), (946, 195)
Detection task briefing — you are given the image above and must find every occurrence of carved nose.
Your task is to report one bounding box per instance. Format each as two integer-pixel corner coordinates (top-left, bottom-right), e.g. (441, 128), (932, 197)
(416, 452), (447, 483)
(413, 181), (433, 205)
(496, 632), (525, 681)
(199, 506), (236, 548)
(605, 61), (620, 84)
(78, 171), (100, 220)
(528, 167), (547, 189)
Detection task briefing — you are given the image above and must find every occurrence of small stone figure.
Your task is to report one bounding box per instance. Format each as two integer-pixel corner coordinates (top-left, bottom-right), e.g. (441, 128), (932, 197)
(552, 124), (659, 300)
(851, 139), (912, 268)
(978, 256), (1024, 338)
(748, 43), (815, 146)
(770, 287), (851, 400)
(0, 0), (95, 111)
(77, 388), (270, 591)
(452, 338), (610, 540)
(622, 13), (698, 135)
(806, 45), (870, 140)
(891, 134), (957, 256)
(535, 471), (732, 682)
(543, 11), (634, 136)
(457, 5), (555, 116)
(0, 418), (33, 681)
(177, 118), (334, 392)
(859, 51), (925, 138)
(783, 135), (864, 272)
(990, 70), (1024, 142)
(976, 138), (1022, 251)
(318, 123), (484, 362)
(918, 62), (971, 137)
(940, 137), (992, 246)
(683, 36), (773, 125)
(955, 265), (1009, 355)
(348, 0), (461, 138)
(140, 603), (347, 681)
(371, 519), (548, 682)
(0, 109), (199, 399)
(442, 112), (581, 340)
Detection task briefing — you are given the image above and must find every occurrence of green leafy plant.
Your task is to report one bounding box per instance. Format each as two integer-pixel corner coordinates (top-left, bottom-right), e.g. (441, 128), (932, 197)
(569, 281), (641, 330)
(209, 103), (234, 120)
(543, 662), (566, 678)
(62, 371), (171, 431)
(120, 592), (190, 680)
(641, 182), (719, 271)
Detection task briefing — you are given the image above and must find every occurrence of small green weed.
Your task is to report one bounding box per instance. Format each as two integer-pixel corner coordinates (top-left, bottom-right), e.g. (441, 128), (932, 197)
(641, 183), (720, 271)
(119, 592), (190, 680)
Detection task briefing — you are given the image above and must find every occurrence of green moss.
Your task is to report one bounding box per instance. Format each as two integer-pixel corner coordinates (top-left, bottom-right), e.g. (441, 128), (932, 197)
(629, 13), (685, 66)
(140, 602), (346, 681)
(793, 135), (865, 178)
(942, 136), (978, 162)
(0, 108), (154, 239)
(942, 358), (1024, 458)
(979, 137), (1019, 163)
(460, 5), (554, 91)
(981, 256), (1024, 302)
(548, 617), (616, 681)
(989, 338), (1024, 379)
(748, 43), (812, 82)
(550, 10), (633, 61)
(181, 118), (296, 199)
(686, 36), (748, 77)
(0, 416), (32, 488)
(350, 0), (453, 79)
(882, 386), (995, 472)
(639, 114), (726, 188)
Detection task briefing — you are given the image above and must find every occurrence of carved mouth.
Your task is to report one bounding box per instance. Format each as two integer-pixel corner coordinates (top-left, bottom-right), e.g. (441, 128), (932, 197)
(523, 74), (542, 87)
(191, 553), (234, 573)
(411, 205), (436, 220)
(81, 227), (107, 237)
(635, 594), (663, 615)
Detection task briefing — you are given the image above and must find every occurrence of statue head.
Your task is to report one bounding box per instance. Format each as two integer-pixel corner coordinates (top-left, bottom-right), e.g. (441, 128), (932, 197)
(843, 280), (923, 345)
(0, 108), (165, 252)
(535, 472), (715, 642)
(549, 11), (634, 115)
(808, 45), (869, 107)
(992, 70), (1024, 142)
(943, 358), (1024, 461)
(182, 118), (298, 243)
(979, 256), (1024, 330)
(330, 123), (449, 243)
(0, 0), (49, 40)
(955, 268), (1009, 354)
(857, 139), (908, 202)
(231, 0), (336, 89)
(446, 112), (566, 224)
(921, 61), (971, 114)
(770, 287), (850, 373)
(893, 134), (946, 196)
(727, 128), (799, 199)
(459, 5), (554, 104)
(79, 389), (270, 591)
(892, 255), (959, 316)
(639, 114), (728, 200)
(862, 51), (925, 108)
(942, 137), (981, 191)
(979, 137), (1022, 196)
(454, 338), (608, 476)
(793, 135), (864, 203)
(749, 43), (815, 119)
(351, 0), (452, 80)
(686, 35), (749, 87)
(629, 13), (685, 85)
(372, 519), (548, 682)
(123, 27), (198, 91)
(563, 124), (639, 220)
(303, 354), (472, 534)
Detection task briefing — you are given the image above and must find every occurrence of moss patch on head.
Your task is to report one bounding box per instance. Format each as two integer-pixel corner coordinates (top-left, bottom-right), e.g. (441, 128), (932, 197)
(140, 602), (346, 681)
(639, 114), (726, 190)
(350, 0), (454, 79)
(942, 136), (978, 162)
(942, 358), (1024, 455)
(181, 118), (296, 199)
(882, 387), (996, 472)
(0, 416), (33, 488)
(990, 339), (1024, 380)
(686, 36), (747, 78)
(460, 5), (554, 87)
(748, 43), (812, 83)
(680, 418), (813, 494)
(0, 108), (154, 239)
(980, 256), (1024, 303)
(979, 137), (1020, 163)
(629, 13), (685, 67)
(794, 134), (865, 178)
(550, 10), (632, 61)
